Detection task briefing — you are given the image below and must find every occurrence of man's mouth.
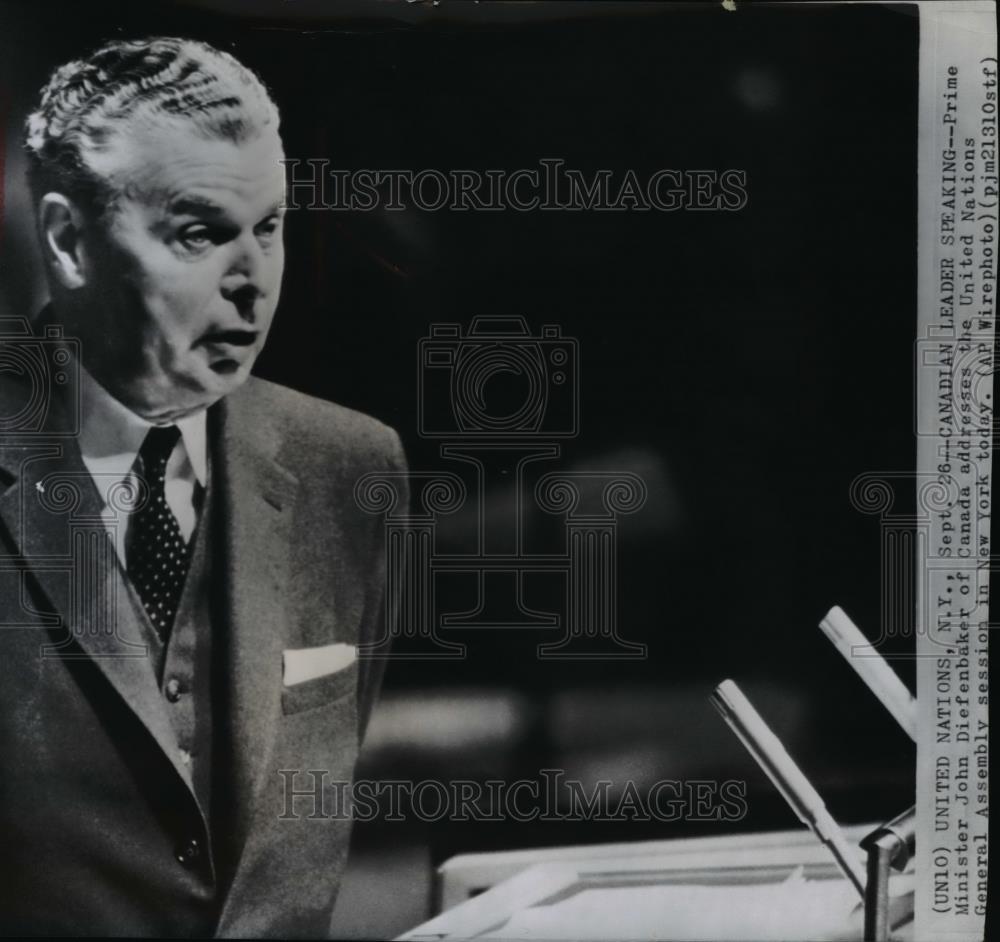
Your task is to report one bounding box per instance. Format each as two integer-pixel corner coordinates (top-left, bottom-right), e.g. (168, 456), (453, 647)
(199, 330), (259, 374)
(200, 329), (258, 348)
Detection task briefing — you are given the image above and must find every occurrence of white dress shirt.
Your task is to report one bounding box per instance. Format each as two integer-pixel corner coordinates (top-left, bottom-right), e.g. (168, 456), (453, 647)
(76, 366), (208, 567)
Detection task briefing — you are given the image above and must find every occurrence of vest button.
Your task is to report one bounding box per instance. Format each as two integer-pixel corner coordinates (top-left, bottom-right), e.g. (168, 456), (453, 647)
(175, 838), (201, 868)
(165, 677), (182, 703)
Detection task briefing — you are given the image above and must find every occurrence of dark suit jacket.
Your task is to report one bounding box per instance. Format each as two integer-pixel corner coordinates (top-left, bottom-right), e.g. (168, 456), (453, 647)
(0, 369), (405, 937)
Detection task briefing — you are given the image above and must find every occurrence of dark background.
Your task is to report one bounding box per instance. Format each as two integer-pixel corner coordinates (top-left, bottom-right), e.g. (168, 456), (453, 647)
(0, 1), (920, 936)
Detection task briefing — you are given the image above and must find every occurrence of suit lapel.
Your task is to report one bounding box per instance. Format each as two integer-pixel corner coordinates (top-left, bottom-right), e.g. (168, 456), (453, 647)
(1, 370), (302, 919)
(0, 401), (198, 801)
(213, 384), (299, 909)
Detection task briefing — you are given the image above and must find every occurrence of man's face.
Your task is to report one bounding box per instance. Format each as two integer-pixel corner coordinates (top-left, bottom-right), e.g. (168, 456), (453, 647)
(76, 123), (286, 422)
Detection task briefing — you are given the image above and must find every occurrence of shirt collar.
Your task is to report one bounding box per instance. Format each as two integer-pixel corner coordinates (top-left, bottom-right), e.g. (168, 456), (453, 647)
(77, 364), (208, 487)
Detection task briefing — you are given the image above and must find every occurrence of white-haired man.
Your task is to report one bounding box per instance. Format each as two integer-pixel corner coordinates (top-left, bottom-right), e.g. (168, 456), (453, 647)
(0, 37), (403, 937)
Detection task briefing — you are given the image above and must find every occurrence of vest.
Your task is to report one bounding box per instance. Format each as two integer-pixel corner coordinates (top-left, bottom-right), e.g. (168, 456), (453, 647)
(117, 456), (223, 926)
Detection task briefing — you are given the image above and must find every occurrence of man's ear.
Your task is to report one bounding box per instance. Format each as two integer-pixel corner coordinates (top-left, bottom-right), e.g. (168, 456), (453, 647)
(37, 193), (92, 290)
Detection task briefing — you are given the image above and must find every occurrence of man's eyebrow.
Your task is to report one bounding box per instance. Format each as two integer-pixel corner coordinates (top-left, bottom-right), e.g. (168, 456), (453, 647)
(168, 196), (227, 218)
(166, 196), (286, 220)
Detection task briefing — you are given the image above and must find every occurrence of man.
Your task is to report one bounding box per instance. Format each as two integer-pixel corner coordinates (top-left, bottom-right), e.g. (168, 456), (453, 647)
(0, 37), (404, 937)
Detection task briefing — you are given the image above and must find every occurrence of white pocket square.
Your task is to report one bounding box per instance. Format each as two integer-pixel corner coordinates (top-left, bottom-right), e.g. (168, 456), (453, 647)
(282, 643), (356, 686)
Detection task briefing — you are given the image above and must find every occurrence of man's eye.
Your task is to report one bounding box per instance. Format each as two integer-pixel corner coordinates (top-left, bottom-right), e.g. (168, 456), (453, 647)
(255, 217), (282, 240)
(179, 226), (215, 251)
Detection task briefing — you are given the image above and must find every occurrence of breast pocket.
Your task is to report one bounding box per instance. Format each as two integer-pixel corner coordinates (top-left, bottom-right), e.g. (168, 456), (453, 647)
(281, 660), (358, 715)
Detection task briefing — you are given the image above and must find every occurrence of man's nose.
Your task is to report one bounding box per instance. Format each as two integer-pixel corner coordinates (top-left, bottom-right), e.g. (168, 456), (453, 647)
(220, 235), (267, 315)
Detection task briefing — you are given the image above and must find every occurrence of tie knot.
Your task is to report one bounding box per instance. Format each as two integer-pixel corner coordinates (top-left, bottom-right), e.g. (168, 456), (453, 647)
(137, 425), (181, 478)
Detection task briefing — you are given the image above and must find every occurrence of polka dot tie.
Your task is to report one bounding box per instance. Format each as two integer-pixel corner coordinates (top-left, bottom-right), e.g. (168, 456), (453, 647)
(126, 425), (193, 642)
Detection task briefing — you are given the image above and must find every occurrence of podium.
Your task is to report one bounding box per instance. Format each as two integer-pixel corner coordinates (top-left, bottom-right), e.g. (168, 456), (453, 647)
(398, 825), (914, 941)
